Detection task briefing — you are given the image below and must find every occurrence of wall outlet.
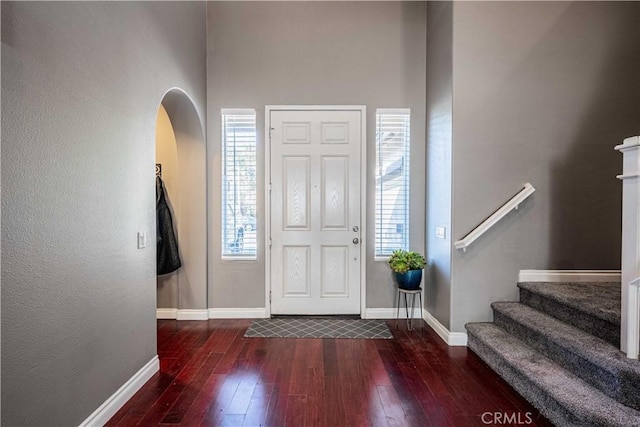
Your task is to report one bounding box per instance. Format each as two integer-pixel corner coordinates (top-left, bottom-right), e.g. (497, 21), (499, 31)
(435, 226), (446, 239)
(137, 232), (146, 249)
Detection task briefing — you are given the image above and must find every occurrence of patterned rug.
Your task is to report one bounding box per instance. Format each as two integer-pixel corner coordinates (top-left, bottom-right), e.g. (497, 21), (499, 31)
(244, 318), (393, 339)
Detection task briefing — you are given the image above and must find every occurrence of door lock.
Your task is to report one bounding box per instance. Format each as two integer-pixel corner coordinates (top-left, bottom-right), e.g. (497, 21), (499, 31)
(353, 238), (360, 244)
(352, 226), (359, 232)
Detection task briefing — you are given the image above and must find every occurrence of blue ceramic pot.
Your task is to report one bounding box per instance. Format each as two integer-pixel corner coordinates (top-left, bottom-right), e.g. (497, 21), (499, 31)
(395, 269), (423, 290)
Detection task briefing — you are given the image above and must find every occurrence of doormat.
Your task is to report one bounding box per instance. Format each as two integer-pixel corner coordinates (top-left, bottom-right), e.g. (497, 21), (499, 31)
(244, 318), (393, 339)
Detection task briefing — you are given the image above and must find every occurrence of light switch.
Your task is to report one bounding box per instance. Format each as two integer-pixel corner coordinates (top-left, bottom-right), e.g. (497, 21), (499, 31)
(435, 226), (446, 239)
(137, 232), (146, 249)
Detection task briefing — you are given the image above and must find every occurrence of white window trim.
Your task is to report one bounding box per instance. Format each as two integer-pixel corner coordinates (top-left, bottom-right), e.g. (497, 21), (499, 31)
(221, 108), (256, 116)
(221, 108), (257, 260)
(377, 108), (411, 115)
(374, 108), (411, 261)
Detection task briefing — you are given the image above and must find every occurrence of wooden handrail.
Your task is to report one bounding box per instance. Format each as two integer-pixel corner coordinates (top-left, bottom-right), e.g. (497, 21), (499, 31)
(454, 183), (535, 252)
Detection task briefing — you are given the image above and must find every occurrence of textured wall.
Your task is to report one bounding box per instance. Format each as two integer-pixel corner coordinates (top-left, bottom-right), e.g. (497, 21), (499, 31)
(1, 2), (206, 425)
(206, 2), (426, 309)
(449, 1), (640, 332)
(425, 1), (454, 330)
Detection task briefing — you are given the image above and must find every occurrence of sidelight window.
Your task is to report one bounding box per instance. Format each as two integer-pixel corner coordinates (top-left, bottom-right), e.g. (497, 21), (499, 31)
(221, 109), (257, 259)
(375, 109), (410, 258)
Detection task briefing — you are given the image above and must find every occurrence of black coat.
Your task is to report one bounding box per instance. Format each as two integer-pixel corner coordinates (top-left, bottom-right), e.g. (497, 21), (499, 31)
(156, 176), (181, 275)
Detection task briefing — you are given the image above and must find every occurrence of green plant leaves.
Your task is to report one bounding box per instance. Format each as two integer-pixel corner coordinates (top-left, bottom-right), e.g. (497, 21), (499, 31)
(388, 249), (426, 273)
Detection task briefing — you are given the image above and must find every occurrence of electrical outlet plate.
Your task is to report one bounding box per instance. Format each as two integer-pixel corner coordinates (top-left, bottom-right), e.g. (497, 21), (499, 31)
(436, 226), (446, 239)
(137, 232), (146, 249)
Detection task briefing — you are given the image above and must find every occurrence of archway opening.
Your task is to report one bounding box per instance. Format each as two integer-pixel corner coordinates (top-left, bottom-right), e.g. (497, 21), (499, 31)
(155, 89), (207, 319)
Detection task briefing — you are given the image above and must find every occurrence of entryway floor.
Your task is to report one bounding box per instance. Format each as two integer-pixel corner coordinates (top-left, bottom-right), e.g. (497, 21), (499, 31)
(106, 319), (552, 426)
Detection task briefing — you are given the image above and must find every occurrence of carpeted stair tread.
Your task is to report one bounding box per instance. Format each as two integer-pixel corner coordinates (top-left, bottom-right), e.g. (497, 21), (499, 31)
(466, 322), (640, 427)
(518, 282), (620, 324)
(519, 281), (620, 346)
(492, 301), (640, 410)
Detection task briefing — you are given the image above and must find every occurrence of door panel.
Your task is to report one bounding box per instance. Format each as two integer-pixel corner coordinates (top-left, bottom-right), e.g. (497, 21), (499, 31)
(320, 122), (350, 144)
(321, 156), (348, 230)
(283, 246), (311, 297)
(321, 245), (349, 297)
(283, 122), (311, 144)
(270, 110), (362, 315)
(283, 156), (310, 229)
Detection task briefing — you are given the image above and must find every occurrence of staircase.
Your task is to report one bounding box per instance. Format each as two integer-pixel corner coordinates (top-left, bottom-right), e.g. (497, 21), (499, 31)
(466, 281), (640, 426)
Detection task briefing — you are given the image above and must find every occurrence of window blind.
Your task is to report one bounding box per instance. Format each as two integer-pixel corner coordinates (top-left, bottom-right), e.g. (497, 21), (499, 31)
(221, 109), (257, 258)
(375, 109), (410, 258)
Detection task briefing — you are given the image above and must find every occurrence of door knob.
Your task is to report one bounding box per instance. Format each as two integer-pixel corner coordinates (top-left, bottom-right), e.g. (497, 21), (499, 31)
(353, 238), (360, 244)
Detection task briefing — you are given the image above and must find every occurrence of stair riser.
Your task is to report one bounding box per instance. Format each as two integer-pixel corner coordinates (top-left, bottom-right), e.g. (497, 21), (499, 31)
(493, 310), (640, 411)
(467, 332), (590, 427)
(520, 287), (620, 347)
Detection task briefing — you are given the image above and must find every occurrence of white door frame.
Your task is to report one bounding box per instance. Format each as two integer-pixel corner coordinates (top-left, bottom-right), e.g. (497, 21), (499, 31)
(265, 105), (367, 318)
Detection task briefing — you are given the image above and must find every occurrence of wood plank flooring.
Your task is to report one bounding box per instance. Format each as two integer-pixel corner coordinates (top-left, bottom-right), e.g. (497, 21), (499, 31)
(106, 319), (552, 426)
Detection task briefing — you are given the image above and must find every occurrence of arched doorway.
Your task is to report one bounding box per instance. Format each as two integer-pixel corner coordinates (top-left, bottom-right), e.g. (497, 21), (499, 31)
(155, 88), (207, 319)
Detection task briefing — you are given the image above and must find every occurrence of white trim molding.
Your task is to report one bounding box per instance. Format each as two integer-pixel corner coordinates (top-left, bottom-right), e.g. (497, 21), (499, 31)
(157, 309), (209, 320)
(80, 356), (159, 427)
(364, 308), (422, 319)
(617, 172), (640, 180)
(264, 105), (367, 319)
(208, 308), (268, 319)
(423, 310), (468, 346)
(156, 308), (178, 319)
(615, 136), (640, 355)
(615, 136), (640, 179)
(176, 309), (209, 321)
(156, 308), (209, 320)
(626, 277), (640, 359)
(365, 308), (468, 346)
(518, 270), (621, 283)
(156, 308), (270, 319)
(614, 135), (640, 152)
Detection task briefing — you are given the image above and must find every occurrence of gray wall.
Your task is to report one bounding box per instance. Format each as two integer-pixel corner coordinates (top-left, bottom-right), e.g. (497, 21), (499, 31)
(207, 2), (426, 309)
(448, 1), (640, 332)
(1, 2), (206, 425)
(426, 1), (453, 329)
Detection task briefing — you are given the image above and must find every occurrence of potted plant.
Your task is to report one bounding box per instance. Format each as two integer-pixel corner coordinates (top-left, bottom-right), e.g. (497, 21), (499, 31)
(388, 249), (426, 290)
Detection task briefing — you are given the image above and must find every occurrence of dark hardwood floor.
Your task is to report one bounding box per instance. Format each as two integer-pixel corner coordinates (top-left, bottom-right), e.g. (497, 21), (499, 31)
(106, 319), (552, 426)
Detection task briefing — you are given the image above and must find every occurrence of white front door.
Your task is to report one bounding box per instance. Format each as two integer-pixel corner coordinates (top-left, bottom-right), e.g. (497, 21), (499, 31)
(269, 109), (362, 315)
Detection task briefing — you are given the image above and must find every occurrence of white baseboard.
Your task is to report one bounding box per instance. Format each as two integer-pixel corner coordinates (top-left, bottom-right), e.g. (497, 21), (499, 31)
(364, 308), (422, 319)
(157, 308), (268, 319)
(80, 356), (159, 427)
(518, 270), (621, 283)
(176, 309), (209, 321)
(208, 308), (268, 319)
(156, 308), (178, 319)
(157, 309), (209, 320)
(423, 309), (468, 346)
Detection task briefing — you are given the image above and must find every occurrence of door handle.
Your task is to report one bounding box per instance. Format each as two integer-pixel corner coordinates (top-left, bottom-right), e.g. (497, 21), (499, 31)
(353, 238), (360, 244)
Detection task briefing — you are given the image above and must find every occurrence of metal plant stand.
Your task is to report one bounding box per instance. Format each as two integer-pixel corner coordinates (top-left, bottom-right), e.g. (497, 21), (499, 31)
(396, 287), (422, 331)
